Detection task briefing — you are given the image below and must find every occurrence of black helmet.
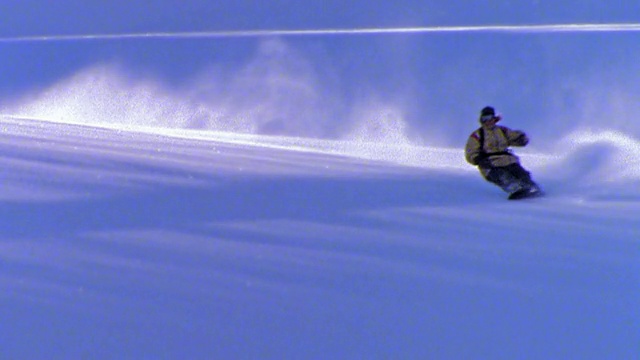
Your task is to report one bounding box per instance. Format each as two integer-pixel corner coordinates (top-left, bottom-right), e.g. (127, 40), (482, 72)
(479, 106), (497, 123)
(480, 106), (495, 117)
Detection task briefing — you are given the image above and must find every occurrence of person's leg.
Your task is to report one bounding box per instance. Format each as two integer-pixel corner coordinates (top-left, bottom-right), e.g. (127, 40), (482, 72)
(484, 167), (523, 193)
(507, 163), (532, 182)
(506, 163), (540, 191)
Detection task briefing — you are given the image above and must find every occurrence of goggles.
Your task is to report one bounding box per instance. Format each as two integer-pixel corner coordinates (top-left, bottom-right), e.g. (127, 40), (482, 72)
(480, 114), (496, 122)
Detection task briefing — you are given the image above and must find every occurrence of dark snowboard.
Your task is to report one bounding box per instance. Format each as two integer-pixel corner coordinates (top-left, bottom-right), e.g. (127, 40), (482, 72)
(508, 187), (544, 200)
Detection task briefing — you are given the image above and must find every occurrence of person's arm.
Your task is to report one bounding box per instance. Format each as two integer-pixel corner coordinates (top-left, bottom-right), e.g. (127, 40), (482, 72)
(503, 126), (529, 147)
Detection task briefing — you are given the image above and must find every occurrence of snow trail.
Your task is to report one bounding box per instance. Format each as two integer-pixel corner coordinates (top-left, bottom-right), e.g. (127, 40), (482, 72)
(2, 23), (640, 43)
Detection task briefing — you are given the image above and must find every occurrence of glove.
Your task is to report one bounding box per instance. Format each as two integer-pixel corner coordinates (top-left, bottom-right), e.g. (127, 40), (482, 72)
(474, 153), (492, 168)
(513, 133), (529, 146)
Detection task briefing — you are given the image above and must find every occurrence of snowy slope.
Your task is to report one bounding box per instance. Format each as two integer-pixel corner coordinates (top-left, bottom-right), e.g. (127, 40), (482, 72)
(1, 116), (639, 359)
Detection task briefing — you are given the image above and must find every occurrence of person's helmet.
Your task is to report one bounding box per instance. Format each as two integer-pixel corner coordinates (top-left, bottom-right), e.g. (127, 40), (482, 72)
(480, 106), (495, 117)
(479, 106), (500, 123)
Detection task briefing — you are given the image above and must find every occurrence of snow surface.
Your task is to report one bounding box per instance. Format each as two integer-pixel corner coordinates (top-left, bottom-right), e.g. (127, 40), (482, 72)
(1, 114), (639, 359)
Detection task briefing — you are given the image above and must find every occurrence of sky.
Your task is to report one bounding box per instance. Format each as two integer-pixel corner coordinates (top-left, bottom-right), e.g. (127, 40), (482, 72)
(1, 1), (640, 146)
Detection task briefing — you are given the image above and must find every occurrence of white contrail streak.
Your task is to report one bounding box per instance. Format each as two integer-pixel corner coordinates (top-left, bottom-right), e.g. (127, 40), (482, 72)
(1, 23), (640, 42)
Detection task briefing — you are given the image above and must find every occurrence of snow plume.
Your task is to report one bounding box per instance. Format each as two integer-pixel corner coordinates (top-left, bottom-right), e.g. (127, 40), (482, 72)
(7, 38), (421, 145)
(186, 38), (340, 137)
(10, 64), (223, 131)
(539, 130), (640, 199)
(10, 39), (329, 136)
(559, 130), (640, 182)
(9, 38), (413, 142)
(343, 101), (412, 144)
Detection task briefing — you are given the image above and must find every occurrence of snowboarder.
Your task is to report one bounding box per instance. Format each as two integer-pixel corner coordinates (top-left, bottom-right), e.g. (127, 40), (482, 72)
(465, 106), (542, 199)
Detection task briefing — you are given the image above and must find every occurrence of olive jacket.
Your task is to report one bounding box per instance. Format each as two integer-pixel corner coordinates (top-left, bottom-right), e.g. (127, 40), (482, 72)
(465, 124), (529, 178)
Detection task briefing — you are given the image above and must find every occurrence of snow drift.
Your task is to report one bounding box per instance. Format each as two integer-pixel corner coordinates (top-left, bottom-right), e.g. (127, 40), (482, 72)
(0, 115), (638, 359)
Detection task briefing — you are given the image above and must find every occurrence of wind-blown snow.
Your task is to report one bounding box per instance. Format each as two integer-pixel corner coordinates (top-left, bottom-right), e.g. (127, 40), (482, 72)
(1, 115), (638, 359)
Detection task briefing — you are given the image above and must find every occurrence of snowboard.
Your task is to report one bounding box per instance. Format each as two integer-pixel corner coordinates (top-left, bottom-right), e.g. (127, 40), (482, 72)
(508, 187), (544, 200)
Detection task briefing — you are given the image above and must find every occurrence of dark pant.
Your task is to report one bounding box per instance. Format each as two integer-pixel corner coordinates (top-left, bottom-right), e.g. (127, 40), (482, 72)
(483, 163), (536, 193)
